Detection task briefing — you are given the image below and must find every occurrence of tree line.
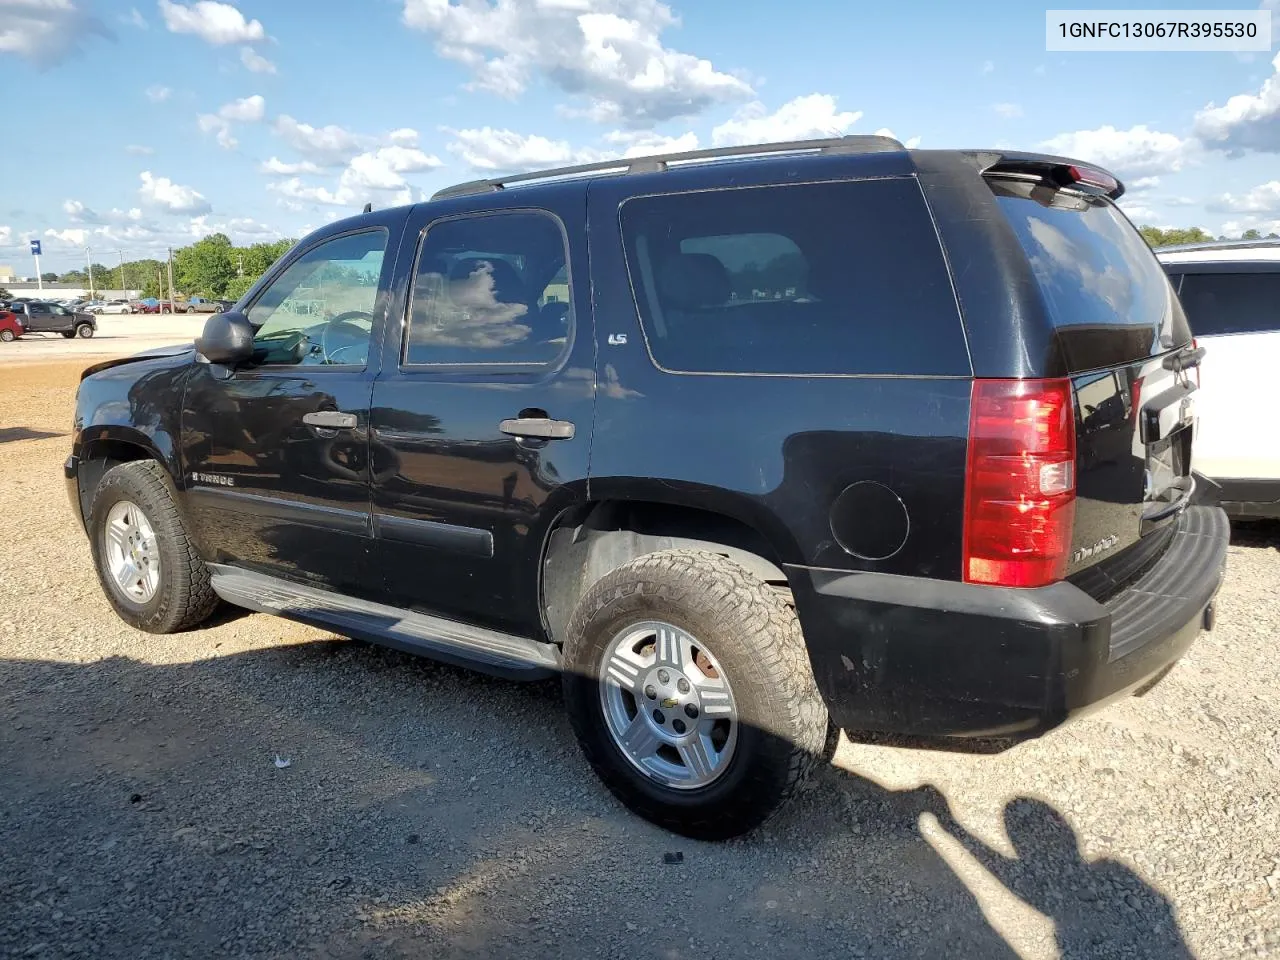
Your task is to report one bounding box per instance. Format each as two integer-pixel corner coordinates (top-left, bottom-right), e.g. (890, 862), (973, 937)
(51, 233), (296, 300)
(1139, 226), (1279, 247)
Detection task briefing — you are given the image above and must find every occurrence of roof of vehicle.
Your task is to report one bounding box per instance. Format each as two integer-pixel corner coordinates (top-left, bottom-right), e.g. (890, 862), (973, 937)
(1156, 239), (1280, 263)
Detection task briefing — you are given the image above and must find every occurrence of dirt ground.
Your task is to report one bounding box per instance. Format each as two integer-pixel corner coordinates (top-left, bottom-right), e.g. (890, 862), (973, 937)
(1, 357), (1278, 960)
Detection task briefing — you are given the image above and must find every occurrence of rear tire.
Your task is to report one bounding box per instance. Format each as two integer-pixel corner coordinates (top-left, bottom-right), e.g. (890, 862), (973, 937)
(0, 329), (14, 342)
(562, 549), (828, 840)
(61, 331), (75, 339)
(88, 461), (218, 633)
(76, 324), (94, 338)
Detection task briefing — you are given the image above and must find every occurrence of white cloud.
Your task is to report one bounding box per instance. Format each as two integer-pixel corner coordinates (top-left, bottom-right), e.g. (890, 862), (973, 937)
(0, 0), (113, 62)
(603, 129), (699, 157)
(981, 60), (994, 74)
(62, 199), (103, 223)
(268, 146), (441, 207)
(873, 128), (922, 149)
(145, 84), (172, 102)
(388, 128), (419, 145)
(123, 7), (147, 28)
(401, 0), (752, 127)
(446, 127), (581, 171)
(992, 102), (1023, 119)
(273, 114), (366, 166)
(158, 0), (264, 44)
(1220, 215), (1280, 236)
(1038, 124), (1195, 180)
(219, 94), (264, 122)
(239, 45), (275, 74)
(139, 171), (211, 215)
(125, 144), (154, 155)
(197, 94), (265, 150)
(1206, 180), (1280, 214)
(1127, 176), (1161, 192)
(1194, 51), (1280, 154)
(45, 227), (89, 246)
(260, 156), (323, 176)
(711, 94), (862, 147)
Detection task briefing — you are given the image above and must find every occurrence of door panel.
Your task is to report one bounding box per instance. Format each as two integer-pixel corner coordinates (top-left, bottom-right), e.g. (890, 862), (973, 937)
(369, 199), (595, 635)
(180, 221), (405, 597)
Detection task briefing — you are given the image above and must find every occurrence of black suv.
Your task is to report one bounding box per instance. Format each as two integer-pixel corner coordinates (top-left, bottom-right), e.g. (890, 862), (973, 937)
(66, 136), (1228, 838)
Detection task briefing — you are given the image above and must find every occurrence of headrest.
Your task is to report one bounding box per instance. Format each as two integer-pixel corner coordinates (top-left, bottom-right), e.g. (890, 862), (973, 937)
(656, 253), (730, 310)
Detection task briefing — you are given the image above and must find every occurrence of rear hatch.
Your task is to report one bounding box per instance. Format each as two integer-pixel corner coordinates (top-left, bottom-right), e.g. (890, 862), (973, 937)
(988, 171), (1199, 600)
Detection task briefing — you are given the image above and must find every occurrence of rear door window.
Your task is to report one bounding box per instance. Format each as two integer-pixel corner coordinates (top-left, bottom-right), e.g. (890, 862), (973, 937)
(991, 179), (1190, 371)
(1177, 273), (1280, 336)
(618, 178), (969, 376)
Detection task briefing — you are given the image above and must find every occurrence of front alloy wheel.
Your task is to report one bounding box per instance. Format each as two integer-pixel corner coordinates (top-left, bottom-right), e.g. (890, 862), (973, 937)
(102, 500), (161, 603)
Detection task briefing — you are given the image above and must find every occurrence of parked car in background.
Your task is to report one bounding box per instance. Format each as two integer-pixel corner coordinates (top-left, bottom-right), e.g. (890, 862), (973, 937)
(1159, 239), (1280, 518)
(8, 301), (96, 338)
(92, 299), (133, 315)
(180, 296), (226, 314)
(134, 298), (176, 314)
(0, 308), (25, 342)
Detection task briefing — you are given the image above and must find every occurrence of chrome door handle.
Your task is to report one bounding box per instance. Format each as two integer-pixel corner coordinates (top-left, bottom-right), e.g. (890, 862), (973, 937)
(303, 411), (357, 430)
(499, 417), (575, 440)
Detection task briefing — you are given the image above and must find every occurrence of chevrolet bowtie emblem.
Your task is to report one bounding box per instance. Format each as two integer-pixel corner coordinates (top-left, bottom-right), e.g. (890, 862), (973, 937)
(661, 697), (679, 709)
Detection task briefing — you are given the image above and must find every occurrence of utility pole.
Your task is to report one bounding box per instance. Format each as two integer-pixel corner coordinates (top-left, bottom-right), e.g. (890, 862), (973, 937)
(118, 250), (126, 293)
(85, 247), (95, 298)
(167, 247), (176, 305)
(237, 253), (244, 277)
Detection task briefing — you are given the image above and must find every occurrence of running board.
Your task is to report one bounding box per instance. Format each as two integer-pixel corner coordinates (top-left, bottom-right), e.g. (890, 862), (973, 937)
(208, 565), (560, 681)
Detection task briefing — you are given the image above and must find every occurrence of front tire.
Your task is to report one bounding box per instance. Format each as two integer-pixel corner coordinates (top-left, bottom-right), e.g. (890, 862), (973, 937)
(76, 324), (94, 338)
(562, 550), (828, 840)
(88, 461), (218, 633)
(1, 329), (14, 342)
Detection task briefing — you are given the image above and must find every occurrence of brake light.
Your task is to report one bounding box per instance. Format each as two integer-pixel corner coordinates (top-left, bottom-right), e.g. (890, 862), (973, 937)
(1059, 164), (1120, 194)
(963, 378), (1077, 588)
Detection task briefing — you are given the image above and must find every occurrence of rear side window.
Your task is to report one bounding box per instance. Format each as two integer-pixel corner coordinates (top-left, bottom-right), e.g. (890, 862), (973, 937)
(405, 211), (571, 367)
(991, 179), (1190, 371)
(1177, 273), (1280, 336)
(619, 178), (969, 376)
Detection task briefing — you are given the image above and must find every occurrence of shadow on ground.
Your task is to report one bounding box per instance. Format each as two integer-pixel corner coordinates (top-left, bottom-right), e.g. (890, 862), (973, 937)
(0, 426), (65, 444)
(0, 639), (1194, 959)
(1229, 518), (1280, 550)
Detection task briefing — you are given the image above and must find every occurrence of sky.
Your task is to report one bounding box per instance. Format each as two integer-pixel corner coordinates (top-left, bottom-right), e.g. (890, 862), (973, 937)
(1, 0), (1279, 274)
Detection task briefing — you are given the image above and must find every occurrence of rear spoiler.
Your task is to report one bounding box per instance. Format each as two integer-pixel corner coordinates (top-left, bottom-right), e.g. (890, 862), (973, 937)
(959, 150), (1126, 200)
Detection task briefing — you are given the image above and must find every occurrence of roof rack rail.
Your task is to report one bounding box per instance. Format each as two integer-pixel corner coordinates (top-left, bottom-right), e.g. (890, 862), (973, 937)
(430, 134), (906, 201)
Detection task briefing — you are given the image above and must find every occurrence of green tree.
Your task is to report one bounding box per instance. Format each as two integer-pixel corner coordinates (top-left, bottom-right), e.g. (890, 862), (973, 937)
(0, 286), (11, 301)
(174, 233), (235, 297)
(40, 272), (59, 282)
(1242, 228), (1263, 240)
(1138, 226), (1214, 248)
(223, 274), (256, 301)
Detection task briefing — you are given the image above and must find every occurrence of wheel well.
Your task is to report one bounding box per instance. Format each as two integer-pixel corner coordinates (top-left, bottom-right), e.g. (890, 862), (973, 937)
(76, 439), (158, 518)
(540, 500), (791, 646)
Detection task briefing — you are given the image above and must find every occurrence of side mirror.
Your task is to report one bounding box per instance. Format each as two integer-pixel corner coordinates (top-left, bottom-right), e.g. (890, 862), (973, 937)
(195, 310), (254, 365)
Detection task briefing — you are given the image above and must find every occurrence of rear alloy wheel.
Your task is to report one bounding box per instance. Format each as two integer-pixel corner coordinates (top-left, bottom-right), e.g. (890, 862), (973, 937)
(76, 324), (94, 338)
(89, 461), (218, 633)
(0, 329), (14, 342)
(562, 549), (829, 839)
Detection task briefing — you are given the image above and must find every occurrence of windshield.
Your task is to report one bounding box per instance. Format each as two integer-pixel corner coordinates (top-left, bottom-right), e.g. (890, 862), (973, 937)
(992, 179), (1191, 371)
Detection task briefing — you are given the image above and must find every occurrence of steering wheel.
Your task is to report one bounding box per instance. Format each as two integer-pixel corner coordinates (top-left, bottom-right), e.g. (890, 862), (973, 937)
(319, 310), (373, 364)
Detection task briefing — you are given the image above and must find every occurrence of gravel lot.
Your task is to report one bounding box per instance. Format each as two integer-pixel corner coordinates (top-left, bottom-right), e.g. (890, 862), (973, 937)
(2, 356), (1278, 959)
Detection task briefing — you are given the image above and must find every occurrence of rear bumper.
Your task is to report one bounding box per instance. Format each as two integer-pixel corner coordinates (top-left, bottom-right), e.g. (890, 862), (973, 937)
(789, 505), (1229, 740)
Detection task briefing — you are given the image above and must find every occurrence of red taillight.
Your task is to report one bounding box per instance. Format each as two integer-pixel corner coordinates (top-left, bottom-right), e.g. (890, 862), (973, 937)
(963, 378), (1077, 588)
(1063, 164), (1120, 194)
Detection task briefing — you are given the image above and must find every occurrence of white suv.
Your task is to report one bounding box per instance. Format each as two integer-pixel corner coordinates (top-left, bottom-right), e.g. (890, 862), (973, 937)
(1159, 240), (1280, 518)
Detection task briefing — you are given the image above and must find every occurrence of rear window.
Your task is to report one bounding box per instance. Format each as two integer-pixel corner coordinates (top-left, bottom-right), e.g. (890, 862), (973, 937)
(1177, 272), (1280, 336)
(991, 179), (1190, 371)
(619, 178), (969, 376)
